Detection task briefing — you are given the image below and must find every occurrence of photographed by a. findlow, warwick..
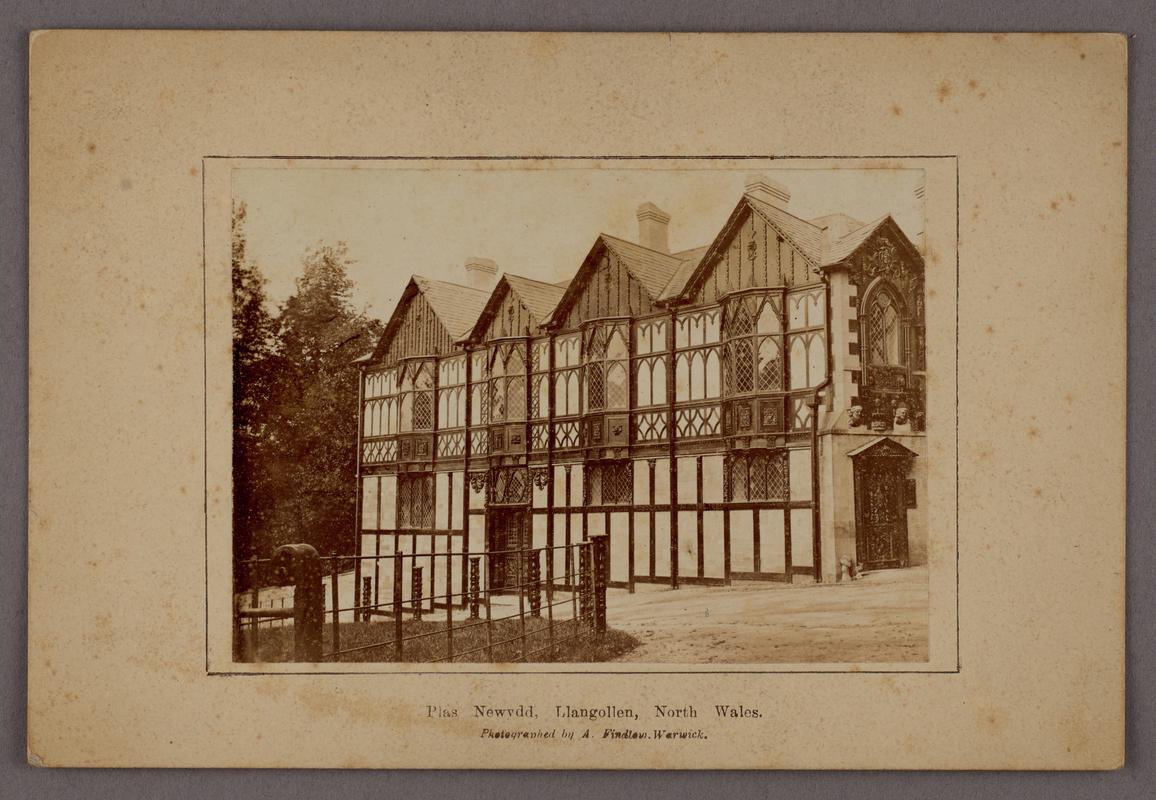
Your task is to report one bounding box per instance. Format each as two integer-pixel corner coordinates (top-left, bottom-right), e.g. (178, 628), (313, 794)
(223, 159), (951, 669)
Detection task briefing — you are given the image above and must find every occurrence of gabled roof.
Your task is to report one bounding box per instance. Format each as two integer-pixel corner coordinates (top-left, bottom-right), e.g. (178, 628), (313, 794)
(372, 275), (489, 360)
(463, 273), (567, 343)
(504, 274), (568, 322)
(544, 234), (704, 326)
(412, 276), (491, 339)
(745, 194), (826, 266)
(820, 215), (923, 269)
(821, 215), (889, 266)
(657, 245), (711, 302)
(663, 193), (826, 304)
(809, 213), (866, 241)
(600, 234), (689, 297)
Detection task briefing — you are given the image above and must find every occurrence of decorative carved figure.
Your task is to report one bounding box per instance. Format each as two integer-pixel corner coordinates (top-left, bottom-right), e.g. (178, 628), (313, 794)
(848, 405), (864, 428)
(892, 402), (913, 434)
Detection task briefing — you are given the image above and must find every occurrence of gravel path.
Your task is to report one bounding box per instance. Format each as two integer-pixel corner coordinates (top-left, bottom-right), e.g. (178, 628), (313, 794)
(608, 567), (929, 664)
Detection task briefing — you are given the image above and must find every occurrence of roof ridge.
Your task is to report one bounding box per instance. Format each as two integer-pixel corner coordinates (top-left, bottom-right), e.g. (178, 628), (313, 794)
(600, 232), (683, 261)
(744, 193), (824, 233)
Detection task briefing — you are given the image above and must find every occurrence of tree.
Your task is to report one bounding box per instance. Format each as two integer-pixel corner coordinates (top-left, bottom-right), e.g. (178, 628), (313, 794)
(260, 242), (382, 558)
(231, 202), (276, 578)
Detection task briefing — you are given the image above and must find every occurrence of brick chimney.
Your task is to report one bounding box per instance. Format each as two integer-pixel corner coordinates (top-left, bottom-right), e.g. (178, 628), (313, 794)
(636, 203), (671, 253)
(464, 257), (497, 292)
(744, 173), (791, 209)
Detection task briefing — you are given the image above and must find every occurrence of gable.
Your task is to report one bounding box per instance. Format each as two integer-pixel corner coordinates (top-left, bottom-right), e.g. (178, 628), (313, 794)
(847, 436), (919, 459)
(683, 205), (817, 306)
(551, 239), (664, 331)
(481, 282), (536, 340)
(835, 219), (924, 320)
(371, 285), (458, 365)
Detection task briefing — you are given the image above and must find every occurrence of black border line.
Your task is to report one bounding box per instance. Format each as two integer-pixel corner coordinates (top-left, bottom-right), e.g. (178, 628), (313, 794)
(203, 154), (961, 677)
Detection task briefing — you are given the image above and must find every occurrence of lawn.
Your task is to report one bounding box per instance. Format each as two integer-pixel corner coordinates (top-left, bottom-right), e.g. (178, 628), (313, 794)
(243, 615), (639, 664)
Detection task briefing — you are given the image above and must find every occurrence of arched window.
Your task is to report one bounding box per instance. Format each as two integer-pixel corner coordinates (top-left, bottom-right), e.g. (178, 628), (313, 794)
(584, 322), (629, 411)
(865, 286), (903, 367)
(724, 295), (783, 396)
(489, 343), (527, 423)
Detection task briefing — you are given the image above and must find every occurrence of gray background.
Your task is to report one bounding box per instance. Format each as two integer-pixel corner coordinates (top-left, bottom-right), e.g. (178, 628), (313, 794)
(2, 1), (1151, 797)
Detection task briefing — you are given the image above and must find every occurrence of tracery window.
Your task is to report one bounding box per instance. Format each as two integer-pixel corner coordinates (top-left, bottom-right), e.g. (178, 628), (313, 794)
(634, 317), (668, 408)
(399, 360), (435, 432)
(865, 286), (903, 367)
(674, 309), (721, 402)
(469, 350), (489, 426)
(436, 356), (466, 429)
(489, 342), (526, 423)
(363, 368), (400, 437)
(723, 294), (783, 396)
(787, 289), (827, 390)
(529, 338), (550, 420)
(553, 334), (581, 417)
(583, 322), (629, 411)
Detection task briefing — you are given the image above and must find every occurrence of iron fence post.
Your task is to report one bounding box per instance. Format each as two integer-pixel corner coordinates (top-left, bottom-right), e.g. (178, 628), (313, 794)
(361, 576), (372, 622)
(529, 548), (542, 618)
(393, 551), (404, 662)
(591, 533), (609, 633)
(412, 566), (424, 622)
(469, 556), (481, 620)
(578, 541), (592, 628)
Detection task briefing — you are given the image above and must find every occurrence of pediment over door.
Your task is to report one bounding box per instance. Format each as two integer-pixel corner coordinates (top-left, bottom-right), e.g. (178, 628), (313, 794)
(846, 436), (919, 460)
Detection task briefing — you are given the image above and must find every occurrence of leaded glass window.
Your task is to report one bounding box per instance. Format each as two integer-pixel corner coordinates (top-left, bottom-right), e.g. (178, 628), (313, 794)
(724, 294), (783, 396)
(867, 289), (901, 366)
(584, 322), (629, 411)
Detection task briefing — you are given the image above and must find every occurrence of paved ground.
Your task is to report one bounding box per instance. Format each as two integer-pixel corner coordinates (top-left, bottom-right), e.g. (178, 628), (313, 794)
(608, 567), (929, 664)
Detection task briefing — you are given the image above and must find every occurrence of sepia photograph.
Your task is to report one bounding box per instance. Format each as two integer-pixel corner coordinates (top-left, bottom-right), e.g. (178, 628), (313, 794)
(26, 29), (1127, 771)
(222, 159), (948, 668)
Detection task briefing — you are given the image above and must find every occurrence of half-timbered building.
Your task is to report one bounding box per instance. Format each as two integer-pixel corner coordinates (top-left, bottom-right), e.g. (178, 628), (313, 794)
(355, 175), (927, 604)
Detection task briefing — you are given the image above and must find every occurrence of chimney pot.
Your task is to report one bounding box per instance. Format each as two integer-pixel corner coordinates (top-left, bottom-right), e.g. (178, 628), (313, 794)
(636, 202), (671, 253)
(464, 257), (497, 291)
(744, 173), (791, 209)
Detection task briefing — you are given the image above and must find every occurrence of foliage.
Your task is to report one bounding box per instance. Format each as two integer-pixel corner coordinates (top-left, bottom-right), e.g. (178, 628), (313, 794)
(232, 207), (382, 582)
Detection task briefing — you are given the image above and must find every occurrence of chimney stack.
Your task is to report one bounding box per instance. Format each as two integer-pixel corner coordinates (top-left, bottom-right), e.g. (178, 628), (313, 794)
(744, 173), (791, 209)
(636, 202), (671, 253)
(464, 257), (497, 292)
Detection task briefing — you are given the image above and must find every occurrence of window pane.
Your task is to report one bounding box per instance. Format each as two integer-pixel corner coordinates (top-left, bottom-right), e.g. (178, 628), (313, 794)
(675, 353), (690, 402)
(491, 381), (505, 421)
(413, 391), (433, 429)
(637, 361), (652, 407)
(758, 337), (782, 391)
(789, 338), (808, 390)
(607, 327), (628, 360)
(506, 376), (525, 421)
(691, 351), (705, 400)
(807, 335), (826, 387)
(733, 338), (755, 393)
(606, 362), (628, 409)
(757, 301), (780, 334)
(652, 358), (667, 405)
(705, 349), (721, 399)
(588, 365), (605, 410)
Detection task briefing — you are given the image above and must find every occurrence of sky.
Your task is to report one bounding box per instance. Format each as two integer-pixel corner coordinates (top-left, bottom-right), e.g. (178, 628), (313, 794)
(232, 161), (924, 321)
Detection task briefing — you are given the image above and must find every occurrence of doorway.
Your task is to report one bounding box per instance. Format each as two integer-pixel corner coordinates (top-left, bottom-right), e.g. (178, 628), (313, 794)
(851, 438), (915, 570)
(487, 508), (530, 592)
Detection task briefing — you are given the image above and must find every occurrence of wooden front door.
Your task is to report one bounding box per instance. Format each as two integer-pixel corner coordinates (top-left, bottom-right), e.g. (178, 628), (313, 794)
(487, 509), (529, 592)
(853, 448), (912, 570)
